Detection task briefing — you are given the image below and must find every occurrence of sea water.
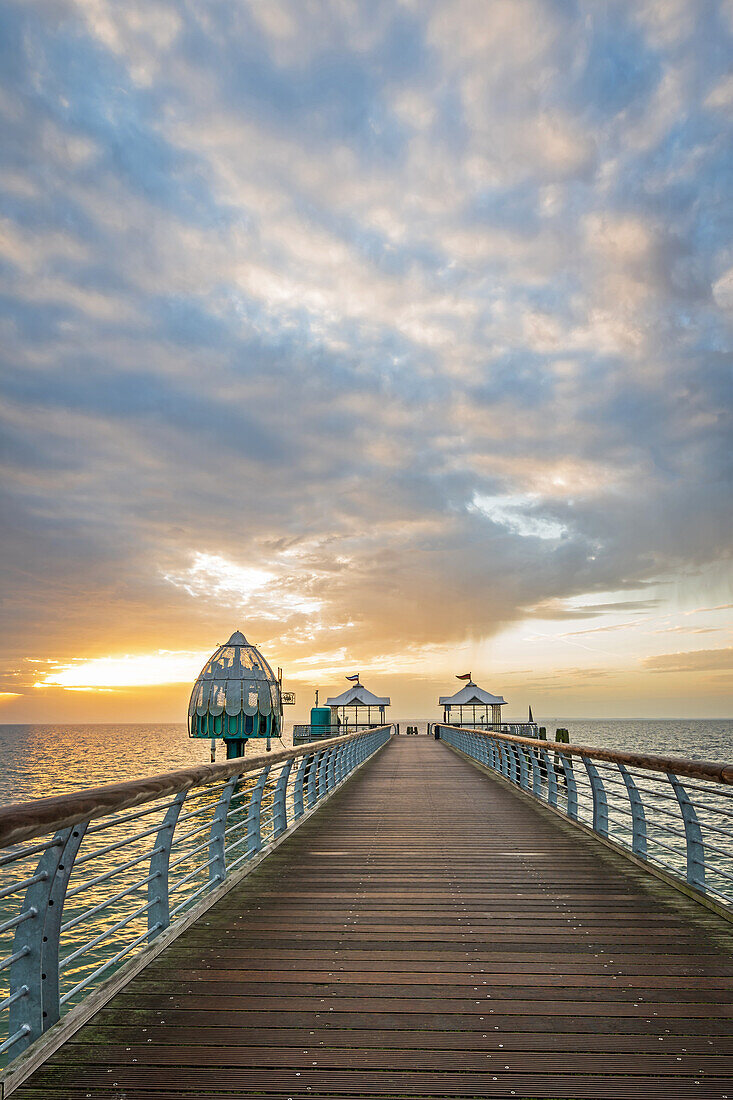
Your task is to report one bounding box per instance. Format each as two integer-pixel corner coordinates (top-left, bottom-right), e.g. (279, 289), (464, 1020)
(0, 718), (731, 806)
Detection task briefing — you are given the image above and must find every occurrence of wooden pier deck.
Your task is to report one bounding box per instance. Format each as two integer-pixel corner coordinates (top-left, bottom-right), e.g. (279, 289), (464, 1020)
(14, 736), (733, 1099)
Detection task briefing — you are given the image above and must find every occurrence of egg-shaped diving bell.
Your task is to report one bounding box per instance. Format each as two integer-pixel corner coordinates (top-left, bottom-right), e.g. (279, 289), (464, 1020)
(188, 631), (282, 759)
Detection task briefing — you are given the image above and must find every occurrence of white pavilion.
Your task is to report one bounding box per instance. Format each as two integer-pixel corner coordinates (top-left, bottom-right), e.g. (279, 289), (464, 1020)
(439, 678), (507, 728)
(325, 678), (390, 730)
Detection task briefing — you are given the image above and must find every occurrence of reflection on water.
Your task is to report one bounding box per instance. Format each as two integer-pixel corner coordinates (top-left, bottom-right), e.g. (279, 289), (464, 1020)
(0, 723), (287, 807)
(537, 717), (733, 763)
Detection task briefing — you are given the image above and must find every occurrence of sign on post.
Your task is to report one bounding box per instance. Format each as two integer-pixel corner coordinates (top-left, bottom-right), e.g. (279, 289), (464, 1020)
(281, 691), (296, 705)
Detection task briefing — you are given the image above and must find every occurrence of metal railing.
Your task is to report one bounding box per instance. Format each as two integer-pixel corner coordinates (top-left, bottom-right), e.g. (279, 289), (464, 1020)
(0, 726), (392, 1069)
(437, 724), (733, 914)
(292, 722), (391, 742)
(441, 720), (539, 735)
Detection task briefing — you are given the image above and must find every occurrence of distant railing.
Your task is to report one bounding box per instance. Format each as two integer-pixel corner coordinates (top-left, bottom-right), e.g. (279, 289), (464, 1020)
(293, 722), (389, 742)
(437, 724), (733, 915)
(0, 726), (392, 1073)
(442, 720), (539, 735)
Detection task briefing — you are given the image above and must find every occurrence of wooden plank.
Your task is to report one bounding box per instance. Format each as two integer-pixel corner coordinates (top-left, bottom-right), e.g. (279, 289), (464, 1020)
(140, 967), (733, 988)
(88, 1005), (733, 1036)
(51, 1043), (733, 1075)
(109, 991), (733, 1016)
(69, 1024), (733, 1055)
(127, 977), (733, 1002)
(15, 1065), (733, 1097)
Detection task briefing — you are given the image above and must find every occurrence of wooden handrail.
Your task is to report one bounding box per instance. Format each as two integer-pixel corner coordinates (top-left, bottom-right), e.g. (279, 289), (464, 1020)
(437, 724), (733, 785)
(0, 727), (393, 848)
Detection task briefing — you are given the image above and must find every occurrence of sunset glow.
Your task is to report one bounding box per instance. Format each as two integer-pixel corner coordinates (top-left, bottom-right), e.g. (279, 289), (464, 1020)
(37, 652), (213, 691)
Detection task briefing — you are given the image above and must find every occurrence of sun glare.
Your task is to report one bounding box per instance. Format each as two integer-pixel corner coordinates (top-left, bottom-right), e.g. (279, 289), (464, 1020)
(37, 651), (211, 690)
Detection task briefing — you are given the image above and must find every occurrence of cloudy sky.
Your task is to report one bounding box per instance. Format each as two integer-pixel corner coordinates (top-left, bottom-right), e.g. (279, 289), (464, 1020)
(0, 0), (731, 722)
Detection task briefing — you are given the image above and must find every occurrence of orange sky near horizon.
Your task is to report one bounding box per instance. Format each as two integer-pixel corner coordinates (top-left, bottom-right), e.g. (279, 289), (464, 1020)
(2, 571), (731, 723)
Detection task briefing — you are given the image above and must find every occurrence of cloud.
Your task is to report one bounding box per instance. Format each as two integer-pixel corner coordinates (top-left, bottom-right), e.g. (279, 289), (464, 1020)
(705, 73), (733, 111)
(163, 551), (323, 617)
(560, 621), (646, 638)
(642, 647), (733, 673)
(685, 603), (733, 615)
(0, 0), (731, 715)
(468, 493), (568, 540)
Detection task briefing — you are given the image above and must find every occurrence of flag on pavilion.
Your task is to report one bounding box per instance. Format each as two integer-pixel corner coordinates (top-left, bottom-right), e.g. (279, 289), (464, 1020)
(345, 673), (360, 682)
(456, 672), (472, 681)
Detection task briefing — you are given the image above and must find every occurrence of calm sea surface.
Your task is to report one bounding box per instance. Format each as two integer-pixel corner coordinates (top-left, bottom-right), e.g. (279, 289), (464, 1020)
(0, 718), (731, 806)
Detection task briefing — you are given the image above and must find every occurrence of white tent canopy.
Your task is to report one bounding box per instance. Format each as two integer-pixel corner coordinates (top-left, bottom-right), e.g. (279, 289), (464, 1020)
(326, 683), (390, 708)
(439, 683), (506, 707)
(439, 679), (507, 727)
(325, 680), (390, 729)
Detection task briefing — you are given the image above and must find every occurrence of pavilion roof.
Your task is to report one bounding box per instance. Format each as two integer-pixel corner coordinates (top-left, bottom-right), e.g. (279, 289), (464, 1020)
(325, 683), (390, 707)
(439, 682), (507, 706)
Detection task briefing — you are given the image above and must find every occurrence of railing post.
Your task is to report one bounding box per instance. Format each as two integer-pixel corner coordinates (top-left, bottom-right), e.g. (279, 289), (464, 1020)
(496, 742), (507, 778)
(293, 754), (309, 819)
(333, 744), (344, 784)
(307, 750), (321, 808)
(9, 823), (88, 1052)
(618, 763), (647, 858)
(208, 774), (240, 886)
(558, 753), (578, 819)
(245, 767), (271, 856)
(326, 746), (337, 791)
(488, 738), (498, 771)
(148, 790), (187, 942)
(517, 746), (530, 790)
(667, 772), (705, 890)
(272, 760), (293, 838)
(582, 757), (608, 836)
(539, 747), (558, 806)
(528, 747), (542, 796)
(506, 744), (518, 784)
(317, 749), (329, 797)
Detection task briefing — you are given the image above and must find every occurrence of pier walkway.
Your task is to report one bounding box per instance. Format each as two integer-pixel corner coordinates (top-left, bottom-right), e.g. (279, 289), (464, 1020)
(13, 736), (733, 1099)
